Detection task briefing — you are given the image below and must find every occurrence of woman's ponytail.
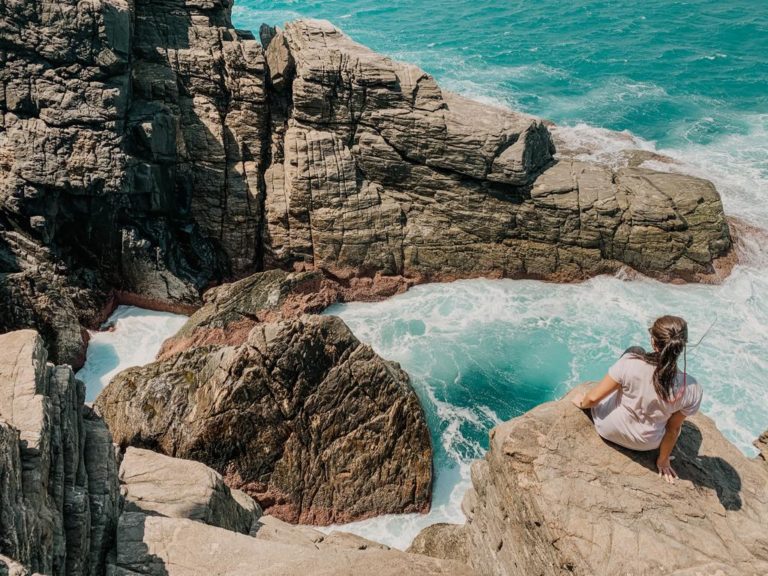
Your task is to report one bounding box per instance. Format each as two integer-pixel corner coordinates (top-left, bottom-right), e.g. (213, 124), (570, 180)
(637, 316), (688, 402)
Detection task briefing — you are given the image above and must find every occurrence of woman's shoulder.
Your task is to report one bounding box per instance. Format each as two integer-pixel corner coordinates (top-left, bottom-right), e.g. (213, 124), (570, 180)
(609, 353), (653, 385)
(618, 353), (654, 371)
(677, 373), (703, 415)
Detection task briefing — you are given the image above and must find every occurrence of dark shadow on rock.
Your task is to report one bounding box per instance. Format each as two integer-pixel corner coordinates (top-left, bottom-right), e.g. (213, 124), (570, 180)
(112, 513), (170, 576)
(608, 421), (742, 511)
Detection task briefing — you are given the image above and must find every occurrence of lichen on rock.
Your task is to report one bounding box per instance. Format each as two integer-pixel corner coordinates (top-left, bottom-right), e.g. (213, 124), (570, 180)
(96, 314), (433, 525)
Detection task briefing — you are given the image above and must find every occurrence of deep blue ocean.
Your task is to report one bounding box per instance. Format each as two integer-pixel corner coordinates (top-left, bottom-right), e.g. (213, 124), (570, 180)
(77, 1), (768, 549)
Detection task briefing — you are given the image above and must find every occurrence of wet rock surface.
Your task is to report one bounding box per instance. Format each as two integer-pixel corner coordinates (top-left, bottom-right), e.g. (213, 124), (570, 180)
(96, 314), (432, 525)
(412, 385), (768, 575)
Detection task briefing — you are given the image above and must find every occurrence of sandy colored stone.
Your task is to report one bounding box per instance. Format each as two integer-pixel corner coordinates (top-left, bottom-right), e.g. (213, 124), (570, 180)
(120, 447), (260, 534)
(414, 384), (768, 575)
(0, 330), (120, 576)
(108, 512), (471, 576)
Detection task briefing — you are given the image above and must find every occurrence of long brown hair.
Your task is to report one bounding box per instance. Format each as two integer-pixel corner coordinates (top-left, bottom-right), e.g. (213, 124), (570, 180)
(634, 315), (688, 401)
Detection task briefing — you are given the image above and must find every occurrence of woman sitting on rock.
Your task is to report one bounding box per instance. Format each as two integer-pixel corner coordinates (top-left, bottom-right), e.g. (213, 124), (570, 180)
(572, 315), (703, 484)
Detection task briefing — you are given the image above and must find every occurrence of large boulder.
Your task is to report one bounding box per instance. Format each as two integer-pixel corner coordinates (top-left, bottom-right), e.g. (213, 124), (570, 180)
(261, 19), (731, 282)
(0, 330), (120, 576)
(119, 447), (260, 535)
(108, 512), (471, 576)
(413, 385), (768, 575)
(96, 314), (432, 525)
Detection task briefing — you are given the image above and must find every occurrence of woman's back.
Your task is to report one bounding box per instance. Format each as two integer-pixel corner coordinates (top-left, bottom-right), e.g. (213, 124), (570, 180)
(592, 354), (703, 451)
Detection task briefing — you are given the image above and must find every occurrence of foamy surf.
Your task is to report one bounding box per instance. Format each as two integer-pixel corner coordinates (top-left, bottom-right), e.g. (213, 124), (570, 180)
(76, 306), (188, 402)
(323, 263), (768, 548)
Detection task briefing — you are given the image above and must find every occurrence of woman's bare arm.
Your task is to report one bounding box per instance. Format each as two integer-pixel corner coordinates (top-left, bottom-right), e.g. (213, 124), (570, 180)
(657, 411), (686, 483)
(571, 374), (620, 409)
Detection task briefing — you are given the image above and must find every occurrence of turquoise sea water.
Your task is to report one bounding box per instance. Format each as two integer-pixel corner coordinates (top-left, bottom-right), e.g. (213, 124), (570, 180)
(228, 1), (768, 547)
(234, 0), (768, 225)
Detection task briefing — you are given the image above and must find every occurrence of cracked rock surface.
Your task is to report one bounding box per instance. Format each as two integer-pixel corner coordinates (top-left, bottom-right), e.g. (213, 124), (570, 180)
(0, 330), (119, 576)
(411, 385), (768, 576)
(96, 314), (432, 525)
(1, 3), (732, 365)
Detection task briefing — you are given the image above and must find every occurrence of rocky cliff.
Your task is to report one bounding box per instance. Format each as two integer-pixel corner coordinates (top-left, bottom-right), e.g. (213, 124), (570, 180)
(0, 328), (468, 575)
(260, 20), (730, 283)
(411, 385), (768, 575)
(95, 313), (433, 525)
(1, 1), (732, 367)
(0, 330), (120, 576)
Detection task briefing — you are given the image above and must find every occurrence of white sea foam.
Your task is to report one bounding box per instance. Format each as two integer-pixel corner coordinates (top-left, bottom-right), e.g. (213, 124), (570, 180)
(76, 306), (188, 402)
(553, 115), (768, 228)
(323, 262), (768, 548)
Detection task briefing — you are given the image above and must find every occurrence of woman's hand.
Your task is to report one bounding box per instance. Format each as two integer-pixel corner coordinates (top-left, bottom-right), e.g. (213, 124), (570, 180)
(571, 391), (586, 409)
(657, 456), (678, 484)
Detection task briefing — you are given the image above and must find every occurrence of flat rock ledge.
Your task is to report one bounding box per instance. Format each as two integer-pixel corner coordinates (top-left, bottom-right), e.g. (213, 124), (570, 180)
(96, 314), (433, 525)
(411, 384), (768, 575)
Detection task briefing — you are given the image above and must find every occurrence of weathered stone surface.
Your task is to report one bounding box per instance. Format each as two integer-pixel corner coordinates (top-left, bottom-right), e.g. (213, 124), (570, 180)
(0, 555), (30, 576)
(261, 20), (731, 282)
(756, 431), (768, 467)
(157, 269), (327, 356)
(253, 515), (389, 551)
(96, 314), (432, 525)
(1, 5), (734, 364)
(0, 0), (269, 362)
(120, 447), (260, 534)
(82, 407), (120, 576)
(0, 330), (120, 576)
(110, 512), (471, 576)
(108, 512), (471, 576)
(414, 385), (768, 575)
(407, 523), (469, 564)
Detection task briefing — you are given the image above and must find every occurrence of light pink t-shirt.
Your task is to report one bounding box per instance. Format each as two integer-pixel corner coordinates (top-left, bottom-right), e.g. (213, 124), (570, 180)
(591, 355), (703, 451)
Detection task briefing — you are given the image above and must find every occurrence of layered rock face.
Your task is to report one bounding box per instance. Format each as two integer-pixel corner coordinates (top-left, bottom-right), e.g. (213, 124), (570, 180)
(96, 314), (432, 524)
(260, 20), (731, 282)
(0, 0), (268, 364)
(2, 2), (732, 365)
(412, 386), (768, 575)
(0, 330), (120, 576)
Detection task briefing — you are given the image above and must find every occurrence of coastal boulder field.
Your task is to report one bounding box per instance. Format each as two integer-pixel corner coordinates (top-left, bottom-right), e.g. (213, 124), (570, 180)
(0, 1), (760, 576)
(0, 0), (732, 367)
(0, 329), (469, 575)
(96, 314), (433, 525)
